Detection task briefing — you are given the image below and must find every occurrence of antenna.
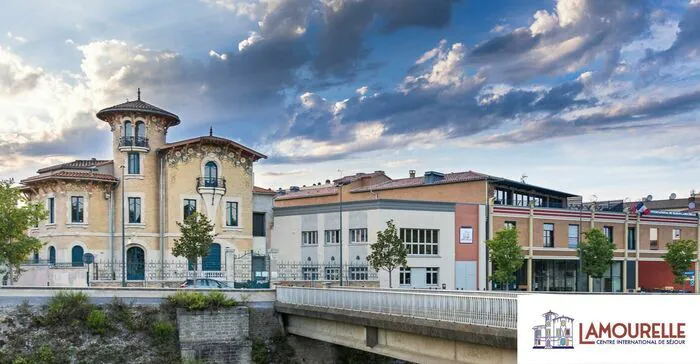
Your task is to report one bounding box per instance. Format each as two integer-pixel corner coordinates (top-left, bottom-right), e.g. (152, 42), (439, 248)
(646, 194), (653, 202)
(520, 173), (528, 184)
(137, 88), (141, 101)
(670, 193), (677, 200)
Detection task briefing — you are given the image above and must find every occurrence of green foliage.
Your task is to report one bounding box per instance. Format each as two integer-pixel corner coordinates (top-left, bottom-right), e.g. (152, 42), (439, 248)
(11, 357), (30, 364)
(486, 228), (525, 290)
(578, 228), (615, 279)
(151, 320), (176, 344)
(166, 291), (238, 311)
(35, 345), (58, 364)
(106, 297), (134, 330)
(45, 291), (93, 325)
(86, 309), (109, 334)
(664, 239), (698, 284)
(172, 212), (217, 273)
(367, 220), (407, 288)
(0, 179), (47, 280)
(252, 338), (269, 364)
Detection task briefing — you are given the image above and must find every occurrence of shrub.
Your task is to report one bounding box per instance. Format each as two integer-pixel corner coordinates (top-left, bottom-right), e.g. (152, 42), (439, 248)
(86, 309), (109, 334)
(166, 291), (238, 311)
(45, 291), (93, 326)
(35, 345), (58, 364)
(106, 297), (134, 330)
(252, 338), (269, 364)
(151, 320), (176, 344)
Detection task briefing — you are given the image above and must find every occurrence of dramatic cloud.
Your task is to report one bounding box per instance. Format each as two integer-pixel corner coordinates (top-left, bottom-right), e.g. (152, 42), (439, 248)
(469, 0), (651, 83)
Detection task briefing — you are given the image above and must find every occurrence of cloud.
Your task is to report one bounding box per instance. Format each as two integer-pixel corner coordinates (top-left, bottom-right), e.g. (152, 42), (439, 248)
(0, 46), (43, 95)
(6, 32), (27, 43)
(260, 169), (311, 177)
(469, 0), (651, 83)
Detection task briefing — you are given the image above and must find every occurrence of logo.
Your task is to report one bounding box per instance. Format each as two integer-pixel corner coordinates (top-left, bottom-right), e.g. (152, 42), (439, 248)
(532, 310), (575, 349)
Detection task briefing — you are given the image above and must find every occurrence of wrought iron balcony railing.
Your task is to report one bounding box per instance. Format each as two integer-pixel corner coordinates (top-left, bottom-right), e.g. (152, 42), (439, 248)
(197, 177), (226, 189)
(119, 136), (150, 149)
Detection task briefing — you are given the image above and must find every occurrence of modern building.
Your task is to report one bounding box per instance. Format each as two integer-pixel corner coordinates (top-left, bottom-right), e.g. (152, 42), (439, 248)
(19, 91), (272, 282)
(271, 169), (700, 291)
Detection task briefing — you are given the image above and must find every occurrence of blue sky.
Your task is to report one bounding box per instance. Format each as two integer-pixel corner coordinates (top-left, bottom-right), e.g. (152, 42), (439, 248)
(1, 0), (699, 201)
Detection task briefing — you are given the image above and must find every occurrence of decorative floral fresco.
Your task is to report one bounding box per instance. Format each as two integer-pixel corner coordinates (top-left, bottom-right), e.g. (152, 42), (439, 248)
(164, 143), (253, 175)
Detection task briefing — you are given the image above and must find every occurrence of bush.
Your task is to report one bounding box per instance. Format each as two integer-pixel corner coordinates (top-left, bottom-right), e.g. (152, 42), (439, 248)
(166, 291), (238, 311)
(86, 309), (109, 334)
(106, 297), (134, 330)
(151, 320), (176, 344)
(252, 338), (269, 364)
(45, 291), (93, 326)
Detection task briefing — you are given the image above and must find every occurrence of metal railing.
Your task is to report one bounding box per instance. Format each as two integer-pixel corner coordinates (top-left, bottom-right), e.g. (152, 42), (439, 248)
(197, 177), (226, 189)
(274, 261), (378, 282)
(119, 136), (149, 148)
(276, 287), (517, 329)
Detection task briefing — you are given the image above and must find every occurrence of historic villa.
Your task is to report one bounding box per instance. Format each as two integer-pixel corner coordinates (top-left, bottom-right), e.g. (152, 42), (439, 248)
(20, 91), (275, 281)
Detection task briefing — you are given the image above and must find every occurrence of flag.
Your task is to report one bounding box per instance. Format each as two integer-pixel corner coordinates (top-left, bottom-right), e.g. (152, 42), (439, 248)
(632, 202), (650, 215)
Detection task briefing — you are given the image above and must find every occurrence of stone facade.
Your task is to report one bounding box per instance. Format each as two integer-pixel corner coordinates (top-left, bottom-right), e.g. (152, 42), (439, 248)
(20, 95), (270, 281)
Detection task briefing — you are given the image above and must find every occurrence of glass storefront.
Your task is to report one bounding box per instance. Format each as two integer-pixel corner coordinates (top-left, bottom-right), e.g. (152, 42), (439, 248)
(532, 260), (587, 292)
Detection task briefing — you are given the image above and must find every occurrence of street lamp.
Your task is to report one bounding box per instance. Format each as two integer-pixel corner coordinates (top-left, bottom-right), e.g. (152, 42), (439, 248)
(120, 165), (126, 287)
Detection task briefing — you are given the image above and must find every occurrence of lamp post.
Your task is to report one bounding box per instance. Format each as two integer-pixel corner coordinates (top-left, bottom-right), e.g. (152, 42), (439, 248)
(121, 165), (126, 287)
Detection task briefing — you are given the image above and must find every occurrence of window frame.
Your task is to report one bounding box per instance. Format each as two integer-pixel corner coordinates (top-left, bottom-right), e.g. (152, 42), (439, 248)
(672, 229), (681, 241)
(127, 152), (140, 175)
(603, 226), (613, 244)
(225, 201), (239, 227)
(302, 267), (319, 281)
(426, 267), (439, 286)
(70, 196), (85, 223)
(543, 223), (554, 248)
(128, 197), (142, 224)
(349, 266), (369, 281)
(324, 229), (340, 244)
(399, 267), (411, 285)
(183, 199), (197, 220)
(650, 227), (659, 250)
(349, 228), (368, 243)
(252, 212), (266, 237)
(400, 228), (439, 256)
(627, 227), (636, 250)
(47, 197), (55, 224)
(301, 231), (318, 245)
(567, 224), (579, 248)
(505, 221), (516, 230)
(324, 267), (340, 280)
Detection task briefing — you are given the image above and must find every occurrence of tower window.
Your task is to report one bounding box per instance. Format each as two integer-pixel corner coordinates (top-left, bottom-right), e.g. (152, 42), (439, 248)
(124, 120), (133, 137)
(127, 153), (140, 174)
(204, 161), (218, 187)
(135, 121), (145, 139)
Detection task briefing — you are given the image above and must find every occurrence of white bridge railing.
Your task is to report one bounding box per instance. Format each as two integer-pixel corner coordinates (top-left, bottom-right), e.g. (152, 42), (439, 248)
(276, 287), (517, 329)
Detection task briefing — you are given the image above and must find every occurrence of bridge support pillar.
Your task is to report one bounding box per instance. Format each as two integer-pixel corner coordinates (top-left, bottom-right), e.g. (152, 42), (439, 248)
(366, 326), (378, 348)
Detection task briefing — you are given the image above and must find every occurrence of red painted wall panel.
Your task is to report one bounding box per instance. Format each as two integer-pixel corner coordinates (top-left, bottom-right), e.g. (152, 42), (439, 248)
(638, 261), (696, 291)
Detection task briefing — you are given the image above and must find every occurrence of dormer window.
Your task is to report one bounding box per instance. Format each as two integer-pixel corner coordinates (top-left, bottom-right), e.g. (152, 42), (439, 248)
(204, 161), (218, 187)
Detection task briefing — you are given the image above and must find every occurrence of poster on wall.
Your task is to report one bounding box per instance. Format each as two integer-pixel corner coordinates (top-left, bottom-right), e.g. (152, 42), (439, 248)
(460, 227), (473, 244)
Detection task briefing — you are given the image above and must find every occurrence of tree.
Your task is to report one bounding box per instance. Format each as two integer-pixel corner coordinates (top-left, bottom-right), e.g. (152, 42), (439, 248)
(577, 228), (615, 291)
(663, 239), (697, 285)
(367, 220), (407, 288)
(486, 228), (524, 290)
(0, 179), (46, 283)
(172, 212), (216, 278)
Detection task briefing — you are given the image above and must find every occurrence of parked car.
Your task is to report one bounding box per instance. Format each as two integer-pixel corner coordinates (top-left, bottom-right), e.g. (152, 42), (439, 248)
(180, 278), (229, 289)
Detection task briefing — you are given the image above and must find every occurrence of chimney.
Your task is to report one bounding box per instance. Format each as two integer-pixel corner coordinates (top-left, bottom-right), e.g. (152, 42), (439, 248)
(325, 179), (331, 184)
(423, 171), (445, 184)
(409, 170), (416, 178)
(277, 188), (285, 196)
(290, 186), (300, 192)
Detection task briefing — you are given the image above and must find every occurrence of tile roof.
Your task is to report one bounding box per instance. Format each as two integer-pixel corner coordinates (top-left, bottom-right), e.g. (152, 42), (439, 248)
(37, 159), (113, 174)
(351, 171), (488, 192)
(21, 171), (118, 185)
(333, 171), (386, 185)
(275, 185), (339, 200)
(96, 99), (180, 125)
(253, 186), (276, 195)
(158, 136), (267, 161)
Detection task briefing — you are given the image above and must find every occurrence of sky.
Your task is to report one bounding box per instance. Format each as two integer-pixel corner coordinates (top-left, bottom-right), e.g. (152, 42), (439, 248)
(1, 0), (699, 202)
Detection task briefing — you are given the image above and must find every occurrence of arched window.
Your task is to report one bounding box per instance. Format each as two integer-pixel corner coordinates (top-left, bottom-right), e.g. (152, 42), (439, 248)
(202, 243), (221, 271)
(48, 246), (56, 265)
(135, 121), (145, 140)
(71, 246), (84, 267)
(32, 251), (39, 264)
(124, 121), (133, 137)
(204, 161), (218, 187)
(126, 246), (145, 280)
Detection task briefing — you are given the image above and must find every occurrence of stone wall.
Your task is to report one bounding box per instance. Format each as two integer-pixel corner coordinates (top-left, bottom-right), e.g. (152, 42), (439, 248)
(177, 307), (252, 364)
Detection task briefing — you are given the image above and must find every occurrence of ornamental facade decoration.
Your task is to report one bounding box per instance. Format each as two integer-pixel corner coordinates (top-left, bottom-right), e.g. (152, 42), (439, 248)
(105, 113), (170, 134)
(25, 180), (113, 198)
(163, 143), (253, 175)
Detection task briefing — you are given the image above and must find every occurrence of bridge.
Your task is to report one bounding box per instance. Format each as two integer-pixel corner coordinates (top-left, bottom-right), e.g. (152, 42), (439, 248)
(1, 286), (517, 363)
(276, 287), (516, 364)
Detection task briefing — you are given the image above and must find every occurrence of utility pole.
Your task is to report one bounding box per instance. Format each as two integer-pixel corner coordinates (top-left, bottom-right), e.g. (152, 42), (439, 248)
(121, 165), (126, 287)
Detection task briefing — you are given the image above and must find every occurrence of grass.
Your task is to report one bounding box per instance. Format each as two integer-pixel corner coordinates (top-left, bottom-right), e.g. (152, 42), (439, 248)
(151, 320), (176, 345)
(86, 309), (110, 334)
(166, 291), (238, 311)
(44, 291), (94, 326)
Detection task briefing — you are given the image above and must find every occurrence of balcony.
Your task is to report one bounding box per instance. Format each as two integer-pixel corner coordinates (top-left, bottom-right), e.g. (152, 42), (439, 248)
(118, 136), (150, 152)
(197, 177), (226, 195)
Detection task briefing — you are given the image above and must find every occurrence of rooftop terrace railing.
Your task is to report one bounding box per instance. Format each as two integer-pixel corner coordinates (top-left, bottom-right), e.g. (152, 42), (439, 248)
(276, 286), (517, 329)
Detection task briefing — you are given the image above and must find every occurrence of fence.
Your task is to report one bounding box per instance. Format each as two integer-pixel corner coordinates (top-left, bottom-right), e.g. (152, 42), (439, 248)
(273, 261), (378, 282)
(276, 286), (517, 329)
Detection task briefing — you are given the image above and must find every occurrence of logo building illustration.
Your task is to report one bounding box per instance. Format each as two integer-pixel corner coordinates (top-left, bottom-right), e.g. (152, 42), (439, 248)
(532, 310), (574, 349)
